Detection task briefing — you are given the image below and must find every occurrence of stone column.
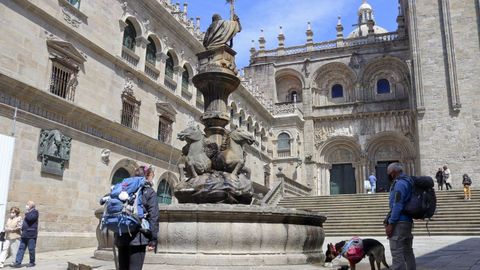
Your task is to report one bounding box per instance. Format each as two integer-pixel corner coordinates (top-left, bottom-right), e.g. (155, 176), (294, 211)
(193, 45), (240, 147)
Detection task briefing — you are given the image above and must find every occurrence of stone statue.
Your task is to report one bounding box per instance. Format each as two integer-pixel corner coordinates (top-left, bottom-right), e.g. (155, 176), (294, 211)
(203, 13), (241, 50)
(212, 127), (256, 178)
(177, 125), (212, 179)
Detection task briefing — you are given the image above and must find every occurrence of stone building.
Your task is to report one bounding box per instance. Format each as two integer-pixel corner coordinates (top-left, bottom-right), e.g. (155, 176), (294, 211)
(0, 0), (479, 252)
(244, 0), (480, 195)
(0, 0), (272, 251)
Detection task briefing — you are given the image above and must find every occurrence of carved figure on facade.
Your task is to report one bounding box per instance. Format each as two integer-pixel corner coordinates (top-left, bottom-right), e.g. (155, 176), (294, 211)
(38, 129), (72, 176)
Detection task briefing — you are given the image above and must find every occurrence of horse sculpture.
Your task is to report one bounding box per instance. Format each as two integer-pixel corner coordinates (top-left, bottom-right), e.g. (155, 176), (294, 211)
(212, 127), (256, 178)
(177, 126), (211, 179)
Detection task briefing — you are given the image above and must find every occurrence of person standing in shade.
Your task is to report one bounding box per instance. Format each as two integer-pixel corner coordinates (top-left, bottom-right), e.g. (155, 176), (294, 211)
(462, 174), (472, 200)
(368, 173), (377, 194)
(384, 162), (416, 270)
(114, 166), (159, 270)
(435, 168), (444, 191)
(443, 165), (452, 190)
(0, 207), (22, 268)
(11, 201), (39, 268)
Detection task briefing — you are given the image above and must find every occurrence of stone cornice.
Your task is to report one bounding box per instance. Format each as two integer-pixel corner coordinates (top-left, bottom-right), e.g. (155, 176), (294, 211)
(0, 74), (182, 168)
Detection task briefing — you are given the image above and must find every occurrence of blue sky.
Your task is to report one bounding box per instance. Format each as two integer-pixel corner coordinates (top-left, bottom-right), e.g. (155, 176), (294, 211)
(186, 0), (398, 68)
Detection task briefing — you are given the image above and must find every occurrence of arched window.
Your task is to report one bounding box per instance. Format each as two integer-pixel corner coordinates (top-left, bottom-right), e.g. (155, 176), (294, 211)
(230, 108), (234, 118)
(165, 52), (174, 79)
(146, 37), (156, 65)
(238, 116), (243, 127)
(331, 84), (344, 98)
(122, 20), (137, 51)
(277, 132), (291, 157)
(68, 0), (80, 9)
(181, 66), (189, 91)
(377, 79), (391, 94)
(111, 168), (130, 185)
(157, 179), (172, 204)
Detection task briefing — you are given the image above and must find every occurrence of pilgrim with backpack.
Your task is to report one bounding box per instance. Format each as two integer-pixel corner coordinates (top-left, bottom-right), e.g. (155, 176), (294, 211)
(100, 165), (159, 270)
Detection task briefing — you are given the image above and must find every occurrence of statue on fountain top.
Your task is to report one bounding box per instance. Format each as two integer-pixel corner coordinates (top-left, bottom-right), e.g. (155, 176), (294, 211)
(203, 13), (241, 50)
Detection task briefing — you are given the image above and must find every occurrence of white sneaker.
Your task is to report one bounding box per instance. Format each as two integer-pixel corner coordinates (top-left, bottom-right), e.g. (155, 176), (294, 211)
(0, 262), (4, 268)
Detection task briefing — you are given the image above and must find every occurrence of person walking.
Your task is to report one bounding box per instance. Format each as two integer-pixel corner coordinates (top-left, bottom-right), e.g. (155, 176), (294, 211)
(462, 174), (472, 200)
(0, 207), (22, 268)
(384, 162), (416, 270)
(369, 173), (377, 194)
(435, 168), (444, 191)
(114, 166), (159, 270)
(11, 201), (39, 268)
(443, 165), (452, 190)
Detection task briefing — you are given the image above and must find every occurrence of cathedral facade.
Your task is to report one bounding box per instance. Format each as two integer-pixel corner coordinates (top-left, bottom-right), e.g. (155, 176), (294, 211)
(0, 0), (479, 252)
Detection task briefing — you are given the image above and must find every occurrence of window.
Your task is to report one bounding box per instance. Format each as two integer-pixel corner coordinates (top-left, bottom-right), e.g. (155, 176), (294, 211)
(158, 116), (173, 144)
(49, 61), (77, 101)
(121, 92), (140, 129)
(111, 168), (130, 185)
(157, 179), (172, 204)
(122, 20), (136, 51)
(230, 108), (234, 118)
(68, 0), (81, 9)
(238, 116), (243, 127)
(277, 132), (291, 157)
(377, 79), (391, 94)
(291, 91), (298, 102)
(331, 84), (344, 98)
(146, 37), (156, 65)
(165, 53), (174, 79)
(181, 67), (189, 91)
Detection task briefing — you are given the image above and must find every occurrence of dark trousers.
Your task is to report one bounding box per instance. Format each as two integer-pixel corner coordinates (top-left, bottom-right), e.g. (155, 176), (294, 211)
(445, 183), (452, 190)
(389, 222), (416, 270)
(15, 238), (36, 264)
(117, 245), (146, 270)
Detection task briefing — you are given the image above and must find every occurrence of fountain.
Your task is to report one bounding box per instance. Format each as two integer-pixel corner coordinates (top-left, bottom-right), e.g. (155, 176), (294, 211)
(94, 8), (326, 268)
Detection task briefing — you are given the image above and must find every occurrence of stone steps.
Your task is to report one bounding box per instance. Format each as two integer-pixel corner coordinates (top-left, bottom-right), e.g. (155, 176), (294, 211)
(278, 190), (479, 236)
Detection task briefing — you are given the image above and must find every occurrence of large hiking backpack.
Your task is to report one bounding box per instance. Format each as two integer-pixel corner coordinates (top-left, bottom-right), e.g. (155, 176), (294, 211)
(100, 177), (146, 235)
(403, 176), (437, 220)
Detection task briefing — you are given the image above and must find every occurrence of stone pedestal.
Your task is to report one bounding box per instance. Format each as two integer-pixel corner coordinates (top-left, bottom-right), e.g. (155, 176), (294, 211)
(94, 204), (327, 266)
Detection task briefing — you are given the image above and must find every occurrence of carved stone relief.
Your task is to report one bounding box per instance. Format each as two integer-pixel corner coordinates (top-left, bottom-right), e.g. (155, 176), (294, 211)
(38, 129), (72, 176)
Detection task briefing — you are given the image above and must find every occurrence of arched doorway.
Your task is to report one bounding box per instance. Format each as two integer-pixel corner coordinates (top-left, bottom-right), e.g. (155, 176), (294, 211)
(111, 167), (131, 185)
(157, 179), (172, 204)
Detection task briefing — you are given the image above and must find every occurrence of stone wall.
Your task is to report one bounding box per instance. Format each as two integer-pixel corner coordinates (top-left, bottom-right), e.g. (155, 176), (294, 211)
(411, 0), (480, 186)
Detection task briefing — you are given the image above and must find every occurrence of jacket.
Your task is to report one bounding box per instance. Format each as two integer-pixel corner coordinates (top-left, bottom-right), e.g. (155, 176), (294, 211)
(388, 173), (413, 225)
(435, 171), (443, 183)
(5, 216), (22, 240)
(115, 181), (160, 247)
(21, 208), (39, 239)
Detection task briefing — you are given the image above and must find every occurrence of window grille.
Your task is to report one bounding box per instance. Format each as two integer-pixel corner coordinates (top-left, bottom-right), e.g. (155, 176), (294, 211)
(277, 133), (291, 157)
(121, 95), (140, 129)
(49, 61), (77, 101)
(158, 116), (173, 144)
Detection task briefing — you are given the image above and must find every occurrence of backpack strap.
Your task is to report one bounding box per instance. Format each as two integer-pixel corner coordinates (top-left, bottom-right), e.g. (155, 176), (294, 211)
(132, 179), (146, 218)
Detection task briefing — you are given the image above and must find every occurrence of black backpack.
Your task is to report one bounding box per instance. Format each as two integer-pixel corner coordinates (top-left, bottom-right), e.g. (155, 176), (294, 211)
(403, 176), (437, 220)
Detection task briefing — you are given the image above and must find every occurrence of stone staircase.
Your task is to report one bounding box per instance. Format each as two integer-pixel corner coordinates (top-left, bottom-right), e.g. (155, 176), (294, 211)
(278, 190), (480, 236)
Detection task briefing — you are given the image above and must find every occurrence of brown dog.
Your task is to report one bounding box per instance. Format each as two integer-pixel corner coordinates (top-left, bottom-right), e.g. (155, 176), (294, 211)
(325, 238), (390, 270)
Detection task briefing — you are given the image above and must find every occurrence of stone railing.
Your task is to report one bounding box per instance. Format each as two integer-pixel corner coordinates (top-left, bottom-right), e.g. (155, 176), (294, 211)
(144, 62), (160, 81)
(260, 180), (284, 206)
(121, 46), (139, 67)
(261, 169), (312, 206)
(158, 0), (204, 41)
(251, 31), (402, 58)
(271, 102), (303, 116)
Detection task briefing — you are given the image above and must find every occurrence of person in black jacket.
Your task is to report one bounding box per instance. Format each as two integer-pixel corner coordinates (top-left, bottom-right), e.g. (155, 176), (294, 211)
(435, 167), (444, 190)
(11, 201), (39, 268)
(114, 166), (159, 270)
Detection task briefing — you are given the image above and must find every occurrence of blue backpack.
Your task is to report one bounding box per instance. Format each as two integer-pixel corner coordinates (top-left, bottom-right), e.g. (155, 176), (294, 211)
(100, 177), (146, 235)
